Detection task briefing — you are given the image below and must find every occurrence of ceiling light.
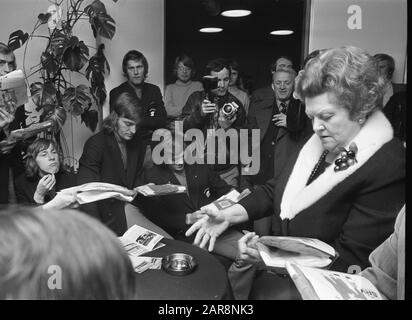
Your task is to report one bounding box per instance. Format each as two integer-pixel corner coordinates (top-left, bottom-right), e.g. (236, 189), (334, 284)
(221, 9), (251, 17)
(199, 27), (223, 33)
(270, 30), (294, 35)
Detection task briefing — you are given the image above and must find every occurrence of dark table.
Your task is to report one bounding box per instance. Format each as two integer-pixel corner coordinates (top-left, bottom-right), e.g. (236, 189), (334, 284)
(136, 238), (229, 300)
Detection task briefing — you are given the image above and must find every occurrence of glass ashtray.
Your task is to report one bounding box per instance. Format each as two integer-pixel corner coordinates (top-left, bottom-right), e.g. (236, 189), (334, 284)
(162, 253), (197, 276)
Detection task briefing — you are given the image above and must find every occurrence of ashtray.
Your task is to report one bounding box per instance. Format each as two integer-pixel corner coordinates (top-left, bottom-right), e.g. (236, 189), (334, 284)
(162, 253), (197, 276)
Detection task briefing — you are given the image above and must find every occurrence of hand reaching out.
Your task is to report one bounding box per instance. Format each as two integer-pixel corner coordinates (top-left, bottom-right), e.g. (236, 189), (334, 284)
(185, 207), (230, 252)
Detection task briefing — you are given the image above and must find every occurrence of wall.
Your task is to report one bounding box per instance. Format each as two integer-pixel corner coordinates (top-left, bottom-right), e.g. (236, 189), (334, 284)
(0, 0), (164, 170)
(308, 0), (407, 83)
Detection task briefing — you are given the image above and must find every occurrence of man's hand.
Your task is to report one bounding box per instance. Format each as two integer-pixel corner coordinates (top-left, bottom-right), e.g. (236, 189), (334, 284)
(272, 113), (287, 127)
(185, 207), (230, 252)
(200, 99), (217, 117)
(237, 231), (262, 265)
(217, 109), (237, 129)
(0, 139), (17, 154)
(0, 108), (15, 130)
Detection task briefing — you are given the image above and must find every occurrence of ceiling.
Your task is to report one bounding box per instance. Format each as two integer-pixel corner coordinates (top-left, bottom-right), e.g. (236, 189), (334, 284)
(165, 0), (306, 89)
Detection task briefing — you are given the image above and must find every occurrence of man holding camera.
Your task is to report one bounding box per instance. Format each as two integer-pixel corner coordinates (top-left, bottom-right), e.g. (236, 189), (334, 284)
(181, 58), (248, 190)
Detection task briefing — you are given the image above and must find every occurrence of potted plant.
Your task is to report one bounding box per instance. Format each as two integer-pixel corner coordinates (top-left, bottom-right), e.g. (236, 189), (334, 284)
(8, 0), (117, 170)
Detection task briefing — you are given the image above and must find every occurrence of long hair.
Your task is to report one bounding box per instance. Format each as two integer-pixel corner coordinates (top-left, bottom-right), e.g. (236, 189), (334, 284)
(102, 92), (142, 133)
(25, 138), (63, 179)
(173, 54), (196, 79)
(0, 206), (137, 299)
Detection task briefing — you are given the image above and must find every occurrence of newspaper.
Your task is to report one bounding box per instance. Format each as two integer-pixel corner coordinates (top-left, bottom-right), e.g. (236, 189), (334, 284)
(256, 236), (337, 270)
(58, 182), (137, 204)
(286, 262), (383, 300)
(135, 183), (186, 197)
(0, 70), (28, 111)
(119, 224), (165, 273)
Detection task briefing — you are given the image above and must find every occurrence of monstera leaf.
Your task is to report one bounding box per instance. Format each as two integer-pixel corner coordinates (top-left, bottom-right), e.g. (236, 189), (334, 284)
(85, 0), (116, 39)
(50, 31), (70, 59)
(81, 109), (99, 132)
(30, 82), (58, 112)
(86, 44), (109, 105)
(62, 37), (89, 71)
(8, 30), (29, 51)
(62, 85), (93, 116)
(38, 12), (52, 24)
(41, 51), (59, 74)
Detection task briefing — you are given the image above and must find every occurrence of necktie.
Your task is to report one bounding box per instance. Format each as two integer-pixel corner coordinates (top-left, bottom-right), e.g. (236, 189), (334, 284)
(279, 102), (287, 114)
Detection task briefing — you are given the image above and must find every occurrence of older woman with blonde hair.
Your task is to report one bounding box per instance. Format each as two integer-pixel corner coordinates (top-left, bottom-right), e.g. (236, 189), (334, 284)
(185, 46), (405, 299)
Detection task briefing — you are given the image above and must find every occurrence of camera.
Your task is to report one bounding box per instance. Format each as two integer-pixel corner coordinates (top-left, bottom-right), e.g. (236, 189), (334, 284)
(201, 75), (218, 100)
(221, 102), (238, 120)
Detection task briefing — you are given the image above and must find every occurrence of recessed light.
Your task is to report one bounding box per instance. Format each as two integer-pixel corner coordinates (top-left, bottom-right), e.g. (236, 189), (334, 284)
(221, 9), (251, 17)
(199, 27), (223, 33)
(270, 30), (294, 35)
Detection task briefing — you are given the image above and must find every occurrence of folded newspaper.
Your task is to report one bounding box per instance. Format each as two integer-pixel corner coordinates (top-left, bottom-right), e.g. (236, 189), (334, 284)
(256, 236), (337, 271)
(119, 224), (165, 273)
(0, 69), (28, 111)
(286, 262), (383, 300)
(59, 182), (137, 204)
(135, 183), (186, 197)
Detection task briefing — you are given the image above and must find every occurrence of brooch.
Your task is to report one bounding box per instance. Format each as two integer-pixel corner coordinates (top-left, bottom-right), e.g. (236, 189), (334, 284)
(334, 143), (358, 172)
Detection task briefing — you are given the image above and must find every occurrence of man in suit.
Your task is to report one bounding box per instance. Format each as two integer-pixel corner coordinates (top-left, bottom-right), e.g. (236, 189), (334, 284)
(0, 42), (28, 204)
(247, 67), (312, 235)
(373, 53), (406, 108)
(109, 50), (167, 153)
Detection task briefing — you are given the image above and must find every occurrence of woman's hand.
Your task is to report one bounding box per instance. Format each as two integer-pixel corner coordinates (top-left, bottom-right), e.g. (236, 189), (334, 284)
(34, 174), (56, 203)
(237, 232), (262, 265)
(185, 207), (230, 252)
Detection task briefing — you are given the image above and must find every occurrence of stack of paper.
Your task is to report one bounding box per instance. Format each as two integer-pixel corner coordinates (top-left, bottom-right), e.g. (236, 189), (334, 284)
(118, 224), (165, 274)
(135, 183), (186, 197)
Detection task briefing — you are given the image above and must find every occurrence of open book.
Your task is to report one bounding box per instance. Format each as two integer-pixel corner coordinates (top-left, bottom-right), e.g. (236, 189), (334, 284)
(256, 236), (337, 272)
(134, 183), (186, 197)
(0, 69), (28, 111)
(286, 262), (383, 300)
(59, 182), (137, 204)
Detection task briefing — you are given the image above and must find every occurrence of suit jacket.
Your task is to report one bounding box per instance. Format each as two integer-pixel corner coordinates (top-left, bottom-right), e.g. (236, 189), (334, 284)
(139, 163), (232, 236)
(240, 111), (405, 272)
(77, 130), (147, 236)
(247, 85), (313, 184)
(109, 81), (167, 135)
(14, 170), (77, 205)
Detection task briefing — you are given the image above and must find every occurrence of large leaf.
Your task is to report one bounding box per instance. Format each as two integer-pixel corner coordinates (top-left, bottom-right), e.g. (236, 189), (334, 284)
(86, 44), (109, 105)
(8, 30), (29, 51)
(81, 109), (99, 132)
(41, 51), (59, 74)
(62, 38), (89, 71)
(85, 1), (116, 39)
(50, 31), (70, 59)
(30, 82), (58, 111)
(62, 85), (93, 116)
(38, 12), (52, 25)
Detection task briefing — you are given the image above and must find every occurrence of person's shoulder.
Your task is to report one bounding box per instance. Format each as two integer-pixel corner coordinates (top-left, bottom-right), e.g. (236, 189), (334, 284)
(191, 81), (203, 90)
(84, 130), (107, 145)
(143, 164), (169, 182)
(143, 82), (161, 92)
(110, 81), (129, 94)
